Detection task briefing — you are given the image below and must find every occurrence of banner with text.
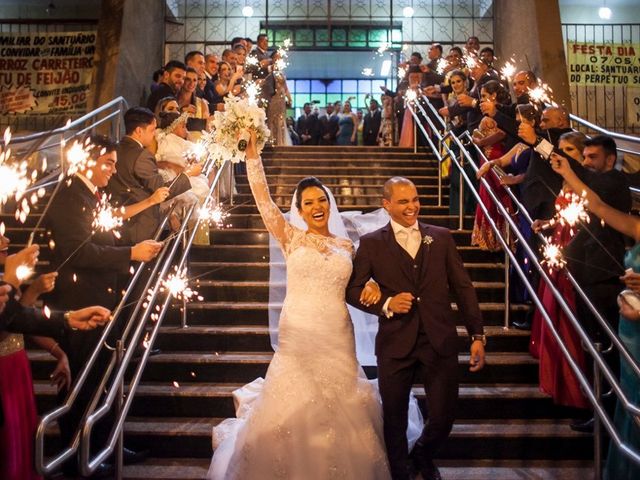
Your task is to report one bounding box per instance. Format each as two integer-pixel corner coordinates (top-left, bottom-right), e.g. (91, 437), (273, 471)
(0, 31), (96, 115)
(567, 42), (640, 86)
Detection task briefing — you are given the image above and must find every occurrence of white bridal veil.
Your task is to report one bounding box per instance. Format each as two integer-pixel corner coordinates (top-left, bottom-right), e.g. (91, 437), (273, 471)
(268, 188), (390, 366)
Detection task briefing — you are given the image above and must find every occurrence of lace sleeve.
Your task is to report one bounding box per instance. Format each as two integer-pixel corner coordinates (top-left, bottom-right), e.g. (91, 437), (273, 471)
(246, 156), (293, 248)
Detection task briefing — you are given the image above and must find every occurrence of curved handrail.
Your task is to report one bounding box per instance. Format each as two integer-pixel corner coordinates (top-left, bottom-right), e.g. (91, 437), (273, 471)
(2, 97), (129, 146)
(405, 100), (640, 469)
(78, 159), (225, 475)
(569, 113), (640, 147)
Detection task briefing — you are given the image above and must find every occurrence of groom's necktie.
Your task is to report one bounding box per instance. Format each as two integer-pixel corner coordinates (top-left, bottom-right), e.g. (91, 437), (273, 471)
(397, 226), (420, 259)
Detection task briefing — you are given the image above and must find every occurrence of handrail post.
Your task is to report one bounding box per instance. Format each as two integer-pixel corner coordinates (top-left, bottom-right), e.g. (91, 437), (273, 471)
(437, 137), (442, 207)
(594, 342), (604, 480)
(115, 340), (124, 480)
(413, 112), (417, 154)
(504, 223), (511, 329)
(228, 161), (234, 206)
(458, 150), (464, 230)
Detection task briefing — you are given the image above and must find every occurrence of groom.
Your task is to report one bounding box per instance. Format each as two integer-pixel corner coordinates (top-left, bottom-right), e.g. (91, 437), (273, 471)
(347, 177), (486, 480)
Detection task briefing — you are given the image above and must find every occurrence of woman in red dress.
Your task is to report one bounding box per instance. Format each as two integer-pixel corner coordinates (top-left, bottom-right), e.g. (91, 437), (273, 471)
(0, 235), (71, 480)
(470, 80), (514, 252)
(529, 131), (590, 409)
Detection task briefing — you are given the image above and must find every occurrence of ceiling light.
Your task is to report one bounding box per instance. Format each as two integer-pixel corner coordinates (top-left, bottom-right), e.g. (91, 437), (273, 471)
(598, 6), (612, 19)
(242, 6), (254, 17)
(380, 60), (391, 77)
(403, 7), (414, 18)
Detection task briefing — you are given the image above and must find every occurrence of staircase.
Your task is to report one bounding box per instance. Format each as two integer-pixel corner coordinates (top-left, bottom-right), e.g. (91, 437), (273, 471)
(7, 145), (595, 479)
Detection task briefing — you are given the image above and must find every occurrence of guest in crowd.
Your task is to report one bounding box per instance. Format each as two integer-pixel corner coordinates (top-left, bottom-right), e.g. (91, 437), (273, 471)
(378, 94), (394, 147)
(150, 68), (164, 93)
(529, 132), (591, 410)
(318, 103), (336, 145)
(356, 109), (364, 145)
(297, 102), (319, 145)
(336, 100), (358, 146)
(108, 107), (194, 243)
(146, 60), (187, 112)
(363, 98), (382, 146)
(177, 67), (210, 134)
(552, 152), (640, 480)
(286, 116), (300, 145)
(210, 61), (244, 112)
(266, 50), (293, 146)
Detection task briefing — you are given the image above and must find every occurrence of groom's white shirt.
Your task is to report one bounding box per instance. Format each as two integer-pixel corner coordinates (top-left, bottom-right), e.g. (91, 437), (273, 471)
(381, 218), (421, 317)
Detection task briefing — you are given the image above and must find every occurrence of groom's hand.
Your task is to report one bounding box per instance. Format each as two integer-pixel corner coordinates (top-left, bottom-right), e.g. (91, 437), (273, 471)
(388, 293), (415, 314)
(469, 341), (486, 372)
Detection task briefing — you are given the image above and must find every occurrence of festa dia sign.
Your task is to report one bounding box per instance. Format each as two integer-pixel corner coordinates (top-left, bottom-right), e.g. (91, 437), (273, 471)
(566, 41), (640, 86)
(0, 31), (96, 115)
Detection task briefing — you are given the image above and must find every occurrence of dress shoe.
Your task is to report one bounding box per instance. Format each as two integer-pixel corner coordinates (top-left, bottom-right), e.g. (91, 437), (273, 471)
(410, 443), (442, 480)
(122, 446), (149, 465)
(570, 417), (595, 433)
(512, 318), (531, 330)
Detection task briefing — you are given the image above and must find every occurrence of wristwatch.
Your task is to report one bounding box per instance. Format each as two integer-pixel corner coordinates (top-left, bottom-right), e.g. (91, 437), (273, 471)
(63, 311), (78, 331)
(471, 334), (487, 346)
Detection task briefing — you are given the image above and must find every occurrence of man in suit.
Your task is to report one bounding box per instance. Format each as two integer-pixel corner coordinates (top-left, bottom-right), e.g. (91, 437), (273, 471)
(146, 60), (187, 112)
(247, 34), (275, 106)
(108, 107), (194, 243)
(347, 177), (485, 480)
(296, 102), (319, 145)
(363, 99), (382, 146)
(46, 134), (164, 475)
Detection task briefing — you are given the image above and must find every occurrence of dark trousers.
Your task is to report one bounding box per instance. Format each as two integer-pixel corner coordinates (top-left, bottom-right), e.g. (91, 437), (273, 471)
(378, 332), (459, 480)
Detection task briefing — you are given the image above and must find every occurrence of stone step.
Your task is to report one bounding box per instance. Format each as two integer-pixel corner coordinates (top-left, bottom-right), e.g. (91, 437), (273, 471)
(146, 325), (531, 354)
(188, 260), (505, 282)
(28, 351), (538, 387)
(192, 279), (507, 303)
(176, 301), (529, 327)
(262, 155), (437, 163)
(117, 458), (593, 480)
(234, 182), (449, 195)
(39, 413), (591, 461)
(189, 243), (493, 263)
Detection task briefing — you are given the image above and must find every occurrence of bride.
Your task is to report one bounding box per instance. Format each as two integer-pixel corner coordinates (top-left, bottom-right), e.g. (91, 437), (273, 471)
(208, 131), (395, 479)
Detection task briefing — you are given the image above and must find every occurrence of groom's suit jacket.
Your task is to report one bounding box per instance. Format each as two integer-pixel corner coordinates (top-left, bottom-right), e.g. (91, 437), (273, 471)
(346, 221), (483, 358)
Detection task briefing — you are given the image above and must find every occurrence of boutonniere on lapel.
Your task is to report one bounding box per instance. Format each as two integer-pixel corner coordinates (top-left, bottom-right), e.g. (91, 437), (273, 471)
(422, 234), (434, 248)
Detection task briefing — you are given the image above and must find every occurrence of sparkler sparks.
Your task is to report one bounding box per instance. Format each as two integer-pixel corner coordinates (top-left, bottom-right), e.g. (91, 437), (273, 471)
(541, 241), (567, 272)
(160, 267), (203, 303)
(555, 190), (590, 228)
(199, 201), (230, 228)
(64, 138), (94, 178)
(500, 60), (517, 82)
(92, 193), (124, 238)
(361, 67), (374, 77)
(397, 66), (407, 80)
(436, 57), (449, 75)
(528, 82), (556, 106)
(376, 42), (390, 55)
(245, 81), (261, 106)
(405, 89), (417, 102)
(16, 264), (34, 282)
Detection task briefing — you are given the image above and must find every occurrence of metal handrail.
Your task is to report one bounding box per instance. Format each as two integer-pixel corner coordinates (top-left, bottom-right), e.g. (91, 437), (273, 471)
(78, 160), (225, 476)
(462, 130), (640, 384)
(569, 113), (640, 148)
(1, 97), (129, 146)
(405, 100), (640, 471)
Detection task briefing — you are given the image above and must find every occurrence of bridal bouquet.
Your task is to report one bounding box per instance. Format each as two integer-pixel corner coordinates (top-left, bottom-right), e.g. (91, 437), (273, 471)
(205, 94), (271, 165)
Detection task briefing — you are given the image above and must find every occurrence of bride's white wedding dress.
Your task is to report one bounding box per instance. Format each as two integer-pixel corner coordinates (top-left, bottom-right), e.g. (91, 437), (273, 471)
(208, 156), (422, 479)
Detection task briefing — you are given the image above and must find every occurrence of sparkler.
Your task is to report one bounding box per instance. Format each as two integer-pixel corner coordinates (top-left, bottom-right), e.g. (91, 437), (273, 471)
(198, 201), (230, 229)
(436, 57), (449, 75)
(405, 89), (417, 103)
(376, 42), (390, 55)
(16, 264), (34, 282)
(245, 81), (262, 106)
(500, 59), (517, 82)
(64, 138), (95, 178)
(555, 190), (590, 229)
(528, 82), (556, 107)
(397, 66), (407, 80)
(541, 241), (567, 272)
(92, 193), (124, 239)
(361, 67), (374, 77)
(160, 266), (203, 302)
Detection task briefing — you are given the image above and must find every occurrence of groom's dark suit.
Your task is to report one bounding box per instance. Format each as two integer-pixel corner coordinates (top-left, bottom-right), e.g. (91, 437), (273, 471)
(347, 221), (483, 480)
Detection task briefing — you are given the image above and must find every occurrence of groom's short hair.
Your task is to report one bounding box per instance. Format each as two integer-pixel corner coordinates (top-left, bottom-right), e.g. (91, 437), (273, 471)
(383, 177), (415, 200)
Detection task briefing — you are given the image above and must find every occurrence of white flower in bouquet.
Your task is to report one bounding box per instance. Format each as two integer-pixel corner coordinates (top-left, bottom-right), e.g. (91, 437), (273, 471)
(204, 94), (271, 165)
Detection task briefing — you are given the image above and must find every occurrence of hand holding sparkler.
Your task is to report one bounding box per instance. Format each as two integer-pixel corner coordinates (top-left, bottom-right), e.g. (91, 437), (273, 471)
(150, 187), (171, 205)
(4, 244), (39, 288)
(63, 306), (112, 330)
(517, 121), (537, 145)
(456, 94), (476, 108)
(131, 239), (163, 262)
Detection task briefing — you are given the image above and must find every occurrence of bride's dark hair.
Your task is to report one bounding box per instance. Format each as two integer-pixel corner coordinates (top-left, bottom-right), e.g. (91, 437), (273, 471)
(295, 177), (331, 210)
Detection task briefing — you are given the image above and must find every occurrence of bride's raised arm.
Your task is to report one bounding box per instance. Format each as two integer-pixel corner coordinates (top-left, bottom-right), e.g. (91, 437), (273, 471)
(245, 130), (292, 248)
